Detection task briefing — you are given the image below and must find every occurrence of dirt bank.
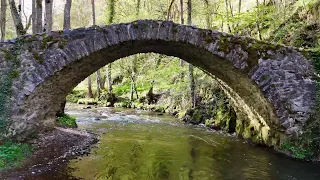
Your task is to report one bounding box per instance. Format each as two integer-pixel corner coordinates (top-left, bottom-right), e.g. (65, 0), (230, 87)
(0, 127), (98, 180)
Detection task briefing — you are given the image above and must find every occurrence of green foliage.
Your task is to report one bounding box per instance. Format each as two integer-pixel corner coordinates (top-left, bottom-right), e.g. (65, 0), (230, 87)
(113, 83), (151, 96)
(215, 106), (228, 128)
(205, 118), (214, 127)
(267, 0), (320, 48)
(56, 114), (77, 128)
(281, 140), (314, 159)
(77, 98), (98, 105)
(113, 83), (132, 95)
(40, 35), (54, 50)
(58, 40), (68, 49)
(191, 109), (203, 124)
(272, 20), (314, 47)
(32, 51), (44, 64)
(99, 91), (117, 106)
(0, 141), (34, 170)
(66, 90), (87, 103)
(114, 101), (132, 108)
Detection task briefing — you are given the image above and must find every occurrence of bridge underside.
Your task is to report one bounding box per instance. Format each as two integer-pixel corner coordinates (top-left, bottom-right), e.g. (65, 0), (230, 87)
(0, 20), (315, 146)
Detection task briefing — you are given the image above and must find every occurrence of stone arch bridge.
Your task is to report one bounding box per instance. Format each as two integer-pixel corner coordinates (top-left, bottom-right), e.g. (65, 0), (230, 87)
(0, 20), (316, 146)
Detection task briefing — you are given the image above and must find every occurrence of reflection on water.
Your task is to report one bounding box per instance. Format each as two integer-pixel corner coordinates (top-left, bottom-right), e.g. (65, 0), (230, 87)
(50, 107), (320, 179)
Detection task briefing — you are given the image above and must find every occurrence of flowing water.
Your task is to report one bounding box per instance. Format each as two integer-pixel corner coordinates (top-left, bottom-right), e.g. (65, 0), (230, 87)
(38, 106), (320, 179)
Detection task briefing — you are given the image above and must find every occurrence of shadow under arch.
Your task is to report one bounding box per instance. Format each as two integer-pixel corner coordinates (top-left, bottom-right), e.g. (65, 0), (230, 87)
(3, 20), (314, 145)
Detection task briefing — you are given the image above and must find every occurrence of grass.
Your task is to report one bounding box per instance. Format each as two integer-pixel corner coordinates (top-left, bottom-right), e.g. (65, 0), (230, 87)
(0, 141), (34, 170)
(56, 114), (77, 128)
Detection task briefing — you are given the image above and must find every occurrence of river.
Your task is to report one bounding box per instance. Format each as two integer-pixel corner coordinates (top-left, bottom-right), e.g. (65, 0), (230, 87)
(32, 106), (320, 179)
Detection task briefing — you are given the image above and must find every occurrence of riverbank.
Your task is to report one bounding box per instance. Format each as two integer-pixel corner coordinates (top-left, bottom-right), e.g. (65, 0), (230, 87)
(0, 127), (98, 179)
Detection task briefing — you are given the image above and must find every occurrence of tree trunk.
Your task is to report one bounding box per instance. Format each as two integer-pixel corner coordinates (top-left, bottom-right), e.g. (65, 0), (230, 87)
(9, 0), (25, 36)
(130, 80), (134, 102)
(36, 0), (42, 33)
(87, 76), (93, 98)
(0, 0), (7, 40)
(107, 64), (112, 93)
(256, 0), (262, 40)
(203, 0), (210, 29)
(187, 0), (195, 108)
(44, 0), (53, 33)
(96, 70), (102, 97)
(101, 76), (106, 90)
(173, 3), (179, 21)
(108, 0), (115, 24)
(92, 0), (96, 25)
(32, 0), (36, 34)
(179, 0), (184, 66)
(130, 55), (139, 102)
(229, 0), (234, 17)
(133, 79), (138, 100)
(18, 0), (21, 17)
(129, 76), (138, 101)
(189, 63), (195, 108)
(187, 0), (191, 25)
(235, 0), (241, 29)
(136, 0), (141, 17)
(63, 0), (72, 30)
(228, 0), (235, 30)
(179, 0), (184, 24)
(224, 0), (231, 33)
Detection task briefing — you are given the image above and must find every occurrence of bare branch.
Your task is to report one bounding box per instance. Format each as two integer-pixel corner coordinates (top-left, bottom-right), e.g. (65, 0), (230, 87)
(166, 0), (176, 20)
(24, 14), (32, 32)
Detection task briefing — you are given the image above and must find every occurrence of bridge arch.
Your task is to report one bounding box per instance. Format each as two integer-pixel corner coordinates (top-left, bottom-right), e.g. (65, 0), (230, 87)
(0, 20), (315, 145)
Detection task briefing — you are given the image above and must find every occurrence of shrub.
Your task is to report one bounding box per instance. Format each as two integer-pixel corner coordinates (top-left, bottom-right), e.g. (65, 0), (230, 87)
(56, 114), (77, 128)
